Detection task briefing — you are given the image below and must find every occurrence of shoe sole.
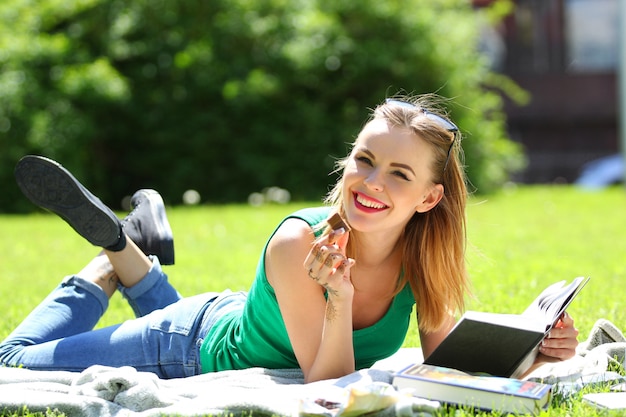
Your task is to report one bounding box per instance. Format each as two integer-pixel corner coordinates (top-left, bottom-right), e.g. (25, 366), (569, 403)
(15, 156), (121, 247)
(129, 189), (175, 265)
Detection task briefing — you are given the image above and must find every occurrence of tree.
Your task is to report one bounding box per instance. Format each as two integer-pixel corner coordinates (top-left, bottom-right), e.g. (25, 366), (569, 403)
(0, 0), (525, 212)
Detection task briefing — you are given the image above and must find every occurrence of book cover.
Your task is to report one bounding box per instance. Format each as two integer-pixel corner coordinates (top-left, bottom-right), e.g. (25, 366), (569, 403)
(393, 363), (552, 415)
(424, 276), (589, 378)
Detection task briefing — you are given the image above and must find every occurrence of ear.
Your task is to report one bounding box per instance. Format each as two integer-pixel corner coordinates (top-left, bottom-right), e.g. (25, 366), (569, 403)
(416, 184), (444, 213)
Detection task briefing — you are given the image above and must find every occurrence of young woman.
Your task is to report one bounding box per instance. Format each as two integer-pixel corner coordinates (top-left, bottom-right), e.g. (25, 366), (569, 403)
(0, 95), (578, 383)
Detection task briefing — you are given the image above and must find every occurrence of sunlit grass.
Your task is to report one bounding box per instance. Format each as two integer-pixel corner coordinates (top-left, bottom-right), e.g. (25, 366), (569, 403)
(1, 185), (625, 417)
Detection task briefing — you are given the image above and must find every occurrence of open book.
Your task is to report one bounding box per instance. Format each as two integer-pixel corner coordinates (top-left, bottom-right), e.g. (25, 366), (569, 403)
(423, 276), (589, 378)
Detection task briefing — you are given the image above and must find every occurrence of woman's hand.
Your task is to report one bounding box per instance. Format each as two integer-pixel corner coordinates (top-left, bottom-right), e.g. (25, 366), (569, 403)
(521, 312), (579, 378)
(538, 312), (579, 360)
(303, 228), (355, 300)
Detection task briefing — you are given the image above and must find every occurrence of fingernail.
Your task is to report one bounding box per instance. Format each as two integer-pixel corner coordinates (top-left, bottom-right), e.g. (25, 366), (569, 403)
(328, 228), (345, 244)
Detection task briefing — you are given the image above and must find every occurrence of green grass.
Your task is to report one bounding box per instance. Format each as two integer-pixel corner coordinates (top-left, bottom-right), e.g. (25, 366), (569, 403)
(1, 185), (625, 416)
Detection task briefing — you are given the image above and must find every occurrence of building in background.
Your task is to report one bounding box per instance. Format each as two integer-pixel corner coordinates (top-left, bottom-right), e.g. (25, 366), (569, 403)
(475, 0), (619, 184)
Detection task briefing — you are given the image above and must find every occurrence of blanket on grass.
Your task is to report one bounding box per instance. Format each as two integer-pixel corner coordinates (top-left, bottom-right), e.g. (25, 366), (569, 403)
(0, 319), (624, 417)
(0, 365), (441, 417)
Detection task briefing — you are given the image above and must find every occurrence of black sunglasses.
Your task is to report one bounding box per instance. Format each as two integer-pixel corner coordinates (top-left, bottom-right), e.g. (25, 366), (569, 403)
(385, 99), (458, 172)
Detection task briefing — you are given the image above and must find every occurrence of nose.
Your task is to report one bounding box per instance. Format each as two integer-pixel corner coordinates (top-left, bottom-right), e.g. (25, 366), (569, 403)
(363, 169), (384, 192)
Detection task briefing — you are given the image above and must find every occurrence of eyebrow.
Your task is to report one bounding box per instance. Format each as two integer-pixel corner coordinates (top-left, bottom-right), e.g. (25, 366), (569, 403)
(362, 149), (416, 176)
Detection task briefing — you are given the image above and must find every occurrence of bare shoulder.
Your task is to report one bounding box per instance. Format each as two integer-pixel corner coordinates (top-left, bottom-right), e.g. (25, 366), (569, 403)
(265, 217), (317, 286)
(267, 217), (316, 255)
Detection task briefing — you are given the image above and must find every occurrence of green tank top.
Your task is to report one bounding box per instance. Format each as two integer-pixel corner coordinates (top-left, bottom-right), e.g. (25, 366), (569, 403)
(199, 207), (416, 373)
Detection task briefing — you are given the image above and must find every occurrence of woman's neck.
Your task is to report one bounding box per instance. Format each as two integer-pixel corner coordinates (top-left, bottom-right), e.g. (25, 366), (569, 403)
(349, 230), (403, 298)
(350, 229), (403, 269)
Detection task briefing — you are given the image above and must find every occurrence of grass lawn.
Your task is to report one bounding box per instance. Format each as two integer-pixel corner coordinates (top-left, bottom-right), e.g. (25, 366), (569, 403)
(1, 185), (625, 416)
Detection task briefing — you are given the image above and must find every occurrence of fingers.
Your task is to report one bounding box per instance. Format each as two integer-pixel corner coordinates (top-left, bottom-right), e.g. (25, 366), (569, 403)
(306, 247), (348, 283)
(335, 258), (355, 278)
(328, 227), (349, 247)
(303, 228), (348, 265)
(538, 346), (575, 361)
(539, 311), (579, 360)
(304, 228), (350, 279)
(303, 236), (355, 293)
(555, 311), (574, 328)
(303, 242), (322, 270)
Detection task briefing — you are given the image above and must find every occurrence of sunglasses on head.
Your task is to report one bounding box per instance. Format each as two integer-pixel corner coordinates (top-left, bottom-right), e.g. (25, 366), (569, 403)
(385, 98), (458, 172)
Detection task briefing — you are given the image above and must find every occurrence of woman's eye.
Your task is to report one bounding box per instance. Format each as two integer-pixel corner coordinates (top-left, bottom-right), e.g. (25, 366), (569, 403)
(356, 156), (372, 166)
(393, 171), (409, 181)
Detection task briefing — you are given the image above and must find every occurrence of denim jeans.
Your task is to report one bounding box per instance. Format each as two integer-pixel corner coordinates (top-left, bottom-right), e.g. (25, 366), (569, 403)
(0, 257), (235, 379)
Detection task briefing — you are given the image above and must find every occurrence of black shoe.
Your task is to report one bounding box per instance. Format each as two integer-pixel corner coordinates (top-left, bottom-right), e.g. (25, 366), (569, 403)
(14, 155), (122, 248)
(121, 189), (175, 265)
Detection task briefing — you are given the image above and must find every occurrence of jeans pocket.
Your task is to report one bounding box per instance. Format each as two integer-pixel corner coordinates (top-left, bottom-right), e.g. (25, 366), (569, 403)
(148, 293), (215, 336)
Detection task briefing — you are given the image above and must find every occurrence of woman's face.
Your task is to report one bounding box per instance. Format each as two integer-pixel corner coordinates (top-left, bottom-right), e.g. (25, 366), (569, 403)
(342, 118), (443, 235)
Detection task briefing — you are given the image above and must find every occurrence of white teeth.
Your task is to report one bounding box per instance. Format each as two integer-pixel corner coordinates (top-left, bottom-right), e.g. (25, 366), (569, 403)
(356, 194), (386, 209)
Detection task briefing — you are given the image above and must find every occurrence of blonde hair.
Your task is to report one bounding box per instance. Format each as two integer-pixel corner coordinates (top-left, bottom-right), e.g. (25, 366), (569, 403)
(325, 94), (470, 333)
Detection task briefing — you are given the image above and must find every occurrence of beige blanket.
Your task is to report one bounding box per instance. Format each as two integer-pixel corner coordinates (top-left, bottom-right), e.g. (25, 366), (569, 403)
(0, 364), (439, 417)
(0, 319), (623, 417)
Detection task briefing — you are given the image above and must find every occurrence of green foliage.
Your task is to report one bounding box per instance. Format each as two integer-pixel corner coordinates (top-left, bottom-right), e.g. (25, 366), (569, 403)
(0, 0), (525, 212)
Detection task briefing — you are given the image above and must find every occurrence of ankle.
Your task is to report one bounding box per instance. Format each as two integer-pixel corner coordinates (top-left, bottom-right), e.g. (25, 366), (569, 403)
(94, 272), (120, 299)
(77, 253), (119, 298)
(104, 229), (127, 252)
(104, 239), (153, 289)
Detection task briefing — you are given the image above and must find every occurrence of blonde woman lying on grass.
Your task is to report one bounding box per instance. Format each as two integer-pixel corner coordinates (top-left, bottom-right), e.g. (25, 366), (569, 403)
(0, 95), (578, 382)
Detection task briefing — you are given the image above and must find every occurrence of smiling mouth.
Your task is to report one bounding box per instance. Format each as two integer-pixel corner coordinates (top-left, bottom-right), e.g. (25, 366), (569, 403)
(354, 192), (388, 211)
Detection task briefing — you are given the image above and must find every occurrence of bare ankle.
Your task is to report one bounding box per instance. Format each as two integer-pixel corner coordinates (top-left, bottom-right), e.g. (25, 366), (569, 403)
(94, 269), (120, 299)
(78, 253), (120, 298)
(104, 239), (152, 289)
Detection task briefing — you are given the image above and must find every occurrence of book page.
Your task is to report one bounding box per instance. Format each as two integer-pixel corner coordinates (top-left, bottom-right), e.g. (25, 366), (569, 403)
(521, 277), (589, 330)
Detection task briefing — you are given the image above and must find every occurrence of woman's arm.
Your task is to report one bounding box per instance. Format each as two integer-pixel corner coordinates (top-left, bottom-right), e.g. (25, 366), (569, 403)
(418, 313), (456, 359)
(265, 218), (355, 383)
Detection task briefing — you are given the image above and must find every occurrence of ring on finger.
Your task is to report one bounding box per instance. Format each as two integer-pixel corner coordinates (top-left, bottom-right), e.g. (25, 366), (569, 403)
(325, 253), (342, 268)
(308, 268), (318, 280)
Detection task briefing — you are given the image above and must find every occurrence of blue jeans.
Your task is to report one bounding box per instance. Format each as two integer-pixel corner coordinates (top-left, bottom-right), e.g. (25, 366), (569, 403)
(0, 257), (238, 379)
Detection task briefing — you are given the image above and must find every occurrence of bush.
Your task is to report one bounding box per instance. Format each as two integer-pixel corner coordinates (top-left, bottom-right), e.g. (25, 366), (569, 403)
(0, 0), (525, 212)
